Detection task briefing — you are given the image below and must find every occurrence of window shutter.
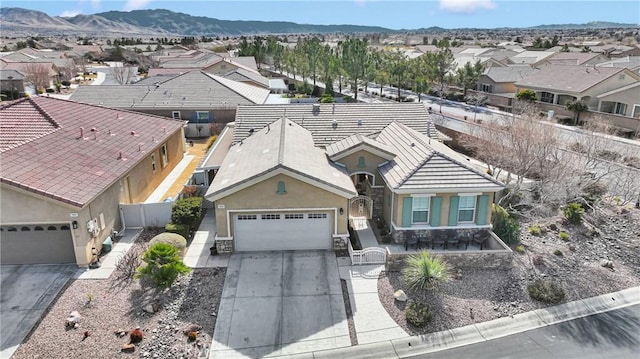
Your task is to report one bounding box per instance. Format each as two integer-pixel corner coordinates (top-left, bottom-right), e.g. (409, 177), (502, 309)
(448, 196), (459, 226)
(208, 112), (215, 122)
(476, 195), (489, 225)
(402, 197), (413, 227)
(190, 112), (197, 122)
(430, 196), (442, 226)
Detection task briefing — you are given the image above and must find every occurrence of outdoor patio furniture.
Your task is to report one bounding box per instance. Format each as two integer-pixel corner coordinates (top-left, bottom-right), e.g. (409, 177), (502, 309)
(405, 233), (418, 251)
(431, 232), (446, 250)
(458, 234), (471, 249)
(472, 230), (490, 250)
(417, 235), (430, 249)
(447, 236), (461, 250)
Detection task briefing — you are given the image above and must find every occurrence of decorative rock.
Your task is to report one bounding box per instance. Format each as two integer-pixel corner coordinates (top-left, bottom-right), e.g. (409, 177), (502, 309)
(121, 344), (135, 353)
(393, 289), (408, 302)
(142, 304), (156, 314)
(65, 310), (81, 327)
(600, 260), (614, 270)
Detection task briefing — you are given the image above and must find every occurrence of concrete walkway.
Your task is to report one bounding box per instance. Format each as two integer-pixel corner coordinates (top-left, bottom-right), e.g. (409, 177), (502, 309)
(350, 217), (378, 248)
(75, 228), (141, 280)
(144, 154), (194, 203)
(184, 210), (230, 268)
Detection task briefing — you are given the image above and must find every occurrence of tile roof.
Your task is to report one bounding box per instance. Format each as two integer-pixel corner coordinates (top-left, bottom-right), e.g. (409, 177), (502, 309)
(222, 67), (269, 88)
(0, 69), (25, 81)
(70, 71), (269, 109)
(206, 117), (357, 201)
(483, 66), (534, 83)
(377, 122), (504, 192)
(545, 52), (605, 65)
(233, 103), (445, 146)
(516, 65), (630, 93)
(325, 133), (396, 160)
(0, 97), (184, 207)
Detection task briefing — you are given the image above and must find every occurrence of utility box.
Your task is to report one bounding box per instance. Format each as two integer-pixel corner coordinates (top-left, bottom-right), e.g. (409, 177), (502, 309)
(102, 236), (113, 253)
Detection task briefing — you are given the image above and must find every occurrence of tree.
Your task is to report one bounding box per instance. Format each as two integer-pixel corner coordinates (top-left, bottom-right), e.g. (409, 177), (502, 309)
(171, 197), (203, 230)
(386, 49), (408, 101)
(566, 100), (588, 125)
(111, 63), (136, 85)
(425, 47), (456, 113)
(515, 89), (536, 102)
(338, 38), (370, 101)
(455, 60), (484, 96)
(298, 37), (323, 87)
(135, 243), (190, 289)
(22, 63), (51, 92)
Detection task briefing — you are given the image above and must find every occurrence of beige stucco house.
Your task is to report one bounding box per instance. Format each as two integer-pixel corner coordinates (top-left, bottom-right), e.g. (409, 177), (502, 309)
(0, 97), (185, 266)
(204, 103), (504, 252)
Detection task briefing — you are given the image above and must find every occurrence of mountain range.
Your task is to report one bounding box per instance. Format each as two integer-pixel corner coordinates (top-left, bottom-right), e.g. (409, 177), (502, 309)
(0, 7), (636, 37)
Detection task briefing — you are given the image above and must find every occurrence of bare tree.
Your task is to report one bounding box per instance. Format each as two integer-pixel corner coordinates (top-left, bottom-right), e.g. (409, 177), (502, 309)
(21, 63), (52, 92)
(57, 60), (77, 82)
(73, 56), (88, 80)
(111, 63), (135, 85)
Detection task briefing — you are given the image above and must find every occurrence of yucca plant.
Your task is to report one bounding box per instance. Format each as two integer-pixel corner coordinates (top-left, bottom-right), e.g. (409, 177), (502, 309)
(402, 251), (450, 290)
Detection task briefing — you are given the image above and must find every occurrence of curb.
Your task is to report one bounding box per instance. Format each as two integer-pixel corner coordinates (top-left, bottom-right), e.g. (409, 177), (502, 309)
(285, 286), (640, 359)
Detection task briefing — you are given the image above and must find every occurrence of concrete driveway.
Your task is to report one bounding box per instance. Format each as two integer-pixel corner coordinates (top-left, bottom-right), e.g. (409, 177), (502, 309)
(0, 265), (77, 359)
(210, 251), (350, 358)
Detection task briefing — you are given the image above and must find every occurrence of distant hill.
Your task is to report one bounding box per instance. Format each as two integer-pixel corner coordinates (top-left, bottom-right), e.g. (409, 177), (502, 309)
(530, 21), (637, 29)
(0, 7), (637, 37)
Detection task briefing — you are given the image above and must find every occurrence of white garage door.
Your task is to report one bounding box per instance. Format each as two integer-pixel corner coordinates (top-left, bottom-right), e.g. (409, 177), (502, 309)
(234, 212), (331, 251)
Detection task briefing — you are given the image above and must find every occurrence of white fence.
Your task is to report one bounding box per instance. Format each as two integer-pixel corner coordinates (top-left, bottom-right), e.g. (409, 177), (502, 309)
(119, 202), (173, 229)
(347, 239), (387, 265)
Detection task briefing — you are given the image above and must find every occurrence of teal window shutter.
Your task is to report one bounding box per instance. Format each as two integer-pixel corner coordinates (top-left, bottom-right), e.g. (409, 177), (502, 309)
(476, 195), (489, 225)
(448, 196), (459, 226)
(357, 156), (366, 168)
(402, 197), (413, 227)
(430, 196), (442, 226)
(276, 181), (287, 194)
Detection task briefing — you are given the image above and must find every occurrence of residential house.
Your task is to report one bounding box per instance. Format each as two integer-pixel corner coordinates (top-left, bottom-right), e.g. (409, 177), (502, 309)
(203, 103), (502, 253)
(70, 70), (271, 135)
(542, 52), (609, 66)
(596, 56), (640, 75)
(507, 50), (556, 66)
(0, 69), (25, 99)
(0, 96), (185, 266)
(475, 65), (535, 111)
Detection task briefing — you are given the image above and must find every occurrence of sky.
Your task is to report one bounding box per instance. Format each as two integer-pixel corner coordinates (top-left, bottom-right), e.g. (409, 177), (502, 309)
(2, 0), (639, 30)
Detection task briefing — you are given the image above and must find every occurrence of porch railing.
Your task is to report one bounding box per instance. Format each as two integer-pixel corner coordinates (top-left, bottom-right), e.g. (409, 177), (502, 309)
(347, 238), (387, 265)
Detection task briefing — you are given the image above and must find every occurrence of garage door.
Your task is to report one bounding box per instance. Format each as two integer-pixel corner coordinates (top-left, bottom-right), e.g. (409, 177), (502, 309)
(0, 224), (76, 265)
(234, 212), (331, 251)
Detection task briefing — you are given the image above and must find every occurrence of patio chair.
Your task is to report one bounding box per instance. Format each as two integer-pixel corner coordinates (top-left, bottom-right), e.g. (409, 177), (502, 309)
(417, 234), (430, 249)
(472, 230), (490, 250)
(404, 233), (418, 251)
(431, 232), (446, 250)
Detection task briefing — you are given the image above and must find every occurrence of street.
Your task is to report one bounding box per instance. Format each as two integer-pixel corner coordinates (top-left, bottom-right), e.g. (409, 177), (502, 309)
(409, 304), (640, 359)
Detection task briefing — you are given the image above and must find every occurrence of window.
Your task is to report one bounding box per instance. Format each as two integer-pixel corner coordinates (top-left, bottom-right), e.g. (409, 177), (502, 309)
(308, 213), (327, 219)
(61, 225), (70, 230)
(151, 153), (156, 172)
(171, 111), (181, 120)
(458, 196), (476, 223)
(261, 214), (280, 220)
(412, 197), (430, 224)
(357, 156), (366, 168)
(276, 181), (287, 194)
(34, 226), (44, 231)
(614, 103), (627, 115)
(480, 83), (492, 93)
(237, 214), (257, 220)
(601, 101), (628, 115)
(540, 92), (554, 104)
(47, 226), (57, 230)
(160, 144), (168, 168)
(8, 227), (17, 231)
(285, 214), (304, 219)
(21, 226), (31, 231)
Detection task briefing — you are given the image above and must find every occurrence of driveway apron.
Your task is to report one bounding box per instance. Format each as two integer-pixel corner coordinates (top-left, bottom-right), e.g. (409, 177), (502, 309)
(210, 251), (350, 358)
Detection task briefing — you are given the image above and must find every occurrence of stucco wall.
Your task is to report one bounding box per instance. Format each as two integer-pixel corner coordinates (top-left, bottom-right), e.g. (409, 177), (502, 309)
(335, 150), (388, 186)
(598, 85), (640, 117)
(123, 129), (184, 203)
(392, 192), (494, 228)
(214, 173), (350, 238)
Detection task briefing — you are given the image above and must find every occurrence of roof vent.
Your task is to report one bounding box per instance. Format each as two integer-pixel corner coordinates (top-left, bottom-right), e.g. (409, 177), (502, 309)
(131, 130), (138, 136)
(411, 142), (415, 147)
(118, 152), (127, 161)
(332, 119), (338, 129)
(312, 104), (320, 113)
(249, 127), (255, 135)
(357, 119), (363, 126)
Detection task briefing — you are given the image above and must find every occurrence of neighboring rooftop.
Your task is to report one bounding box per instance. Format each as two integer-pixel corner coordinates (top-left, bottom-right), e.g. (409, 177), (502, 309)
(515, 65), (634, 93)
(0, 97), (184, 207)
(482, 65), (535, 83)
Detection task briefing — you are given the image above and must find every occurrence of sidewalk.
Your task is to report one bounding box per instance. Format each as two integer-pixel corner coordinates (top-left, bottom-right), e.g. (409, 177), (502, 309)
(144, 154), (194, 203)
(183, 210), (230, 268)
(75, 228), (141, 279)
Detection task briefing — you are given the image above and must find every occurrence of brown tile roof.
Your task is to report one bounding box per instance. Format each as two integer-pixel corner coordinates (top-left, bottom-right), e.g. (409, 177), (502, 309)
(0, 97), (184, 207)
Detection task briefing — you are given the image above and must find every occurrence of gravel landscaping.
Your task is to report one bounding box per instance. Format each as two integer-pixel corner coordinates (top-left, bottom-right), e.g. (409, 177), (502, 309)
(378, 202), (640, 335)
(12, 230), (226, 359)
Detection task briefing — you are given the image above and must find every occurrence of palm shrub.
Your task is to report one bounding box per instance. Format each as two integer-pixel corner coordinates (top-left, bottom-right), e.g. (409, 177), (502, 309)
(563, 203), (585, 224)
(402, 251), (450, 290)
(135, 243), (191, 289)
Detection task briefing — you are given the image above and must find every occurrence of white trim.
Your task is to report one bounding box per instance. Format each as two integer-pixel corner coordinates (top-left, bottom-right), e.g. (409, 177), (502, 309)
(457, 192), (482, 196)
(393, 187), (500, 195)
(208, 167), (356, 201)
(171, 111), (181, 120)
(200, 124), (232, 170)
(411, 193), (436, 197)
(391, 220), (492, 231)
(350, 171), (376, 186)
(328, 144), (395, 162)
(224, 207), (339, 238)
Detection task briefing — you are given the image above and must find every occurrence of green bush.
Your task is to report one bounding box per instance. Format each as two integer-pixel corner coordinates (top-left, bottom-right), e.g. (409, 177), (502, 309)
(528, 226), (542, 236)
(319, 93), (335, 103)
(515, 244), (525, 253)
(405, 301), (432, 328)
(527, 280), (565, 304)
(553, 249), (564, 256)
(491, 204), (520, 244)
(563, 203), (585, 224)
(171, 197), (203, 229)
(558, 231), (570, 241)
(402, 251), (450, 290)
(150, 232), (187, 254)
(165, 222), (189, 238)
(135, 243), (191, 288)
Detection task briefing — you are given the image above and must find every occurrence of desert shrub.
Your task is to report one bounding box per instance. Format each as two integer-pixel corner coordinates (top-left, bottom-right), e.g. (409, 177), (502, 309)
(548, 223), (558, 231)
(319, 93), (335, 103)
(150, 232), (187, 253)
(405, 301), (432, 328)
(114, 245), (145, 282)
(527, 280), (565, 304)
(532, 255), (544, 265)
(558, 231), (570, 241)
(206, 135), (218, 151)
(491, 204), (520, 244)
(165, 222), (189, 238)
(553, 249), (564, 256)
(515, 244), (525, 253)
(135, 243), (191, 289)
(171, 197), (203, 229)
(563, 203), (585, 224)
(528, 225), (542, 236)
(129, 328), (144, 343)
(402, 251), (450, 290)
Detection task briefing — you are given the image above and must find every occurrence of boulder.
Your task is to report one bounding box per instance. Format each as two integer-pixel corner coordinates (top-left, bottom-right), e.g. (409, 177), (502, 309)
(121, 344), (135, 353)
(393, 289), (408, 302)
(600, 260), (614, 270)
(142, 304), (156, 313)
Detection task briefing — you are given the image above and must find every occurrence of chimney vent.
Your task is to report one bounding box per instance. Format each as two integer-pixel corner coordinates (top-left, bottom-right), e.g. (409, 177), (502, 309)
(79, 127), (85, 139)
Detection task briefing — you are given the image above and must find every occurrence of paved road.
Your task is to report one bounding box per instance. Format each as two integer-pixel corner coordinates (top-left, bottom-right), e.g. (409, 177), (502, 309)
(409, 304), (640, 359)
